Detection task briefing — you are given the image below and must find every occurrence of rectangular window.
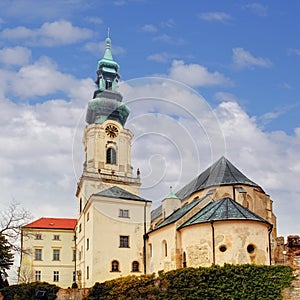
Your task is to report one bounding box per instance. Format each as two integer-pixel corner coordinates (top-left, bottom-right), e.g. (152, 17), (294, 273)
(87, 266), (89, 280)
(73, 271), (76, 282)
(53, 271), (59, 282)
(35, 270), (41, 281)
(73, 249), (76, 261)
(53, 249), (60, 261)
(87, 238), (89, 250)
(119, 209), (129, 218)
(87, 212), (90, 221)
(120, 235), (129, 248)
(53, 235), (60, 240)
(35, 249), (42, 260)
(35, 234), (42, 240)
(79, 223), (82, 233)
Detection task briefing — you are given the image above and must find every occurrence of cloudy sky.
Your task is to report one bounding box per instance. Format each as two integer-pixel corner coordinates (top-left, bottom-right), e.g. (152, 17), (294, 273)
(0, 0), (299, 240)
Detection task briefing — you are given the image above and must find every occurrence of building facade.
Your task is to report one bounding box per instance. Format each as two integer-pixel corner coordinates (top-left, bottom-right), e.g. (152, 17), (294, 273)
(20, 37), (279, 288)
(19, 218), (77, 288)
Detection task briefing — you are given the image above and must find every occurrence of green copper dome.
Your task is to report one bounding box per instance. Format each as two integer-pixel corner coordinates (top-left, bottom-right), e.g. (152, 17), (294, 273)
(86, 36), (130, 126)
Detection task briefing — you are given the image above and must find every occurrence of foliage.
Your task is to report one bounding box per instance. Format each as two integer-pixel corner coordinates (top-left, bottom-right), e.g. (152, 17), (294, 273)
(88, 274), (159, 300)
(0, 234), (14, 289)
(0, 234), (14, 270)
(87, 265), (294, 300)
(0, 281), (60, 300)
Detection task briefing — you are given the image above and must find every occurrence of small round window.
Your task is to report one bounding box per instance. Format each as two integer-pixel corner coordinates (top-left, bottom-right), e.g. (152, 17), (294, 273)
(219, 245), (227, 252)
(247, 244), (255, 254)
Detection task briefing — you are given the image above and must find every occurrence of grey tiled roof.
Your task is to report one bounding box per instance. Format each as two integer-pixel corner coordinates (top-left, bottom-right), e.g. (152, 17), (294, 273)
(179, 197), (270, 229)
(151, 205), (162, 221)
(94, 186), (150, 202)
(176, 156), (260, 200)
(150, 195), (210, 231)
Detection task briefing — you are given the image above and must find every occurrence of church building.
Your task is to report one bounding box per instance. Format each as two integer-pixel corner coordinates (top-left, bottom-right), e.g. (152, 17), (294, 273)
(19, 37), (278, 289)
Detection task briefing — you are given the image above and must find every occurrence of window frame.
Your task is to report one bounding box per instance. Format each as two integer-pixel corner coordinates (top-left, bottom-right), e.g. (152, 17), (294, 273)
(53, 249), (60, 261)
(35, 249), (42, 261)
(119, 235), (129, 248)
(106, 147), (117, 164)
(53, 235), (60, 241)
(53, 271), (59, 282)
(119, 209), (129, 218)
(35, 270), (41, 281)
(111, 260), (120, 272)
(131, 261), (139, 272)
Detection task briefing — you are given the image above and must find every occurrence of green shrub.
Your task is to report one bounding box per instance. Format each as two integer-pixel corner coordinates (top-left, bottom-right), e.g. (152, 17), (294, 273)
(87, 265), (294, 300)
(0, 281), (60, 300)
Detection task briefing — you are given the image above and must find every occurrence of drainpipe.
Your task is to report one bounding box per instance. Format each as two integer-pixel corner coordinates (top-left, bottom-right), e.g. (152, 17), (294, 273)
(143, 201), (147, 274)
(268, 224), (273, 265)
(210, 221), (215, 265)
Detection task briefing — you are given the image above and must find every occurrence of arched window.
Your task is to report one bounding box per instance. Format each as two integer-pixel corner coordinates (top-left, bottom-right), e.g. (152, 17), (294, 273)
(183, 252), (187, 268)
(162, 240), (167, 257)
(111, 260), (119, 272)
(106, 148), (116, 164)
(132, 261), (139, 272)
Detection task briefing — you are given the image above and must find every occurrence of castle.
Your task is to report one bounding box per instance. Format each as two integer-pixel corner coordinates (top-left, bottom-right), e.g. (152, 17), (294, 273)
(19, 37), (278, 288)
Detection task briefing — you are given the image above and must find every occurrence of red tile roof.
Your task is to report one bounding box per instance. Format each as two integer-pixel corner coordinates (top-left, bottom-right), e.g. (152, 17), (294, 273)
(23, 218), (77, 230)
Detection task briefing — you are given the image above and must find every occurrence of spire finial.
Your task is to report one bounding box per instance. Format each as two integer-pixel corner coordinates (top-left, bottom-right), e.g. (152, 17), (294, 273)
(107, 27), (110, 38)
(170, 186), (173, 193)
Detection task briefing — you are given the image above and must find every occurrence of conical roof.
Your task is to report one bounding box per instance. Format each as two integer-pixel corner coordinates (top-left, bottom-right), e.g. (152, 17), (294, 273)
(179, 197), (270, 229)
(176, 156), (260, 200)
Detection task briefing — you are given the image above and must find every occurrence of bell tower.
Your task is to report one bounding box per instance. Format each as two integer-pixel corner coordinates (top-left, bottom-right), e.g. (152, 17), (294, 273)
(76, 36), (141, 206)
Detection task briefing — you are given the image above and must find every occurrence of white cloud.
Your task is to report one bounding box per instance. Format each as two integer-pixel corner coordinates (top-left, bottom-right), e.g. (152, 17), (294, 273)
(287, 48), (300, 56)
(244, 3), (268, 17)
(0, 46), (31, 66)
(160, 19), (175, 28)
(168, 60), (232, 87)
(214, 92), (238, 102)
(0, 20), (93, 46)
(147, 52), (177, 63)
(198, 12), (232, 22)
(232, 47), (272, 69)
(141, 24), (157, 33)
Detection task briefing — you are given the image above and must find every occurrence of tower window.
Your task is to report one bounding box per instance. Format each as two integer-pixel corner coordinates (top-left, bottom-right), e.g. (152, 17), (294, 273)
(120, 235), (129, 248)
(119, 209), (129, 218)
(106, 148), (116, 164)
(105, 81), (112, 90)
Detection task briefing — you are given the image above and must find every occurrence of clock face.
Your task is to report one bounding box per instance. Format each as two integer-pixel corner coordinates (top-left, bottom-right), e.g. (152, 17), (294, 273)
(105, 125), (119, 138)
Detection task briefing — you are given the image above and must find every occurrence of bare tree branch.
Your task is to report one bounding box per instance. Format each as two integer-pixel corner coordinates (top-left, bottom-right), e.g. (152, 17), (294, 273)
(0, 202), (32, 253)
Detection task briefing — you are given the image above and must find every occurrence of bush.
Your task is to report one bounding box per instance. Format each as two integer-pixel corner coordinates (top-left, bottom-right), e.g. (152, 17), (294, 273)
(0, 281), (60, 300)
(87, 265), (294, 300)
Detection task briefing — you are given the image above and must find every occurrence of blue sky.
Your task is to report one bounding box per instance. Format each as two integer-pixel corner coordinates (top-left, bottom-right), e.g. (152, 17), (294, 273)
(0, 0), (300, 249)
